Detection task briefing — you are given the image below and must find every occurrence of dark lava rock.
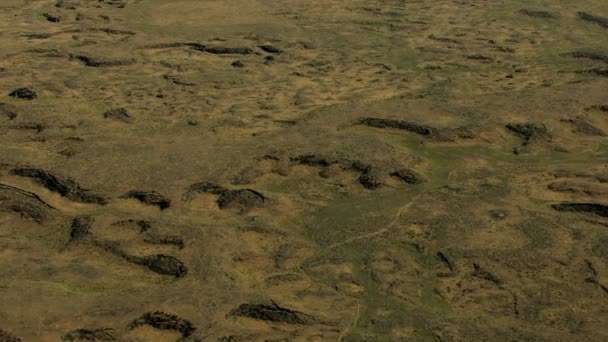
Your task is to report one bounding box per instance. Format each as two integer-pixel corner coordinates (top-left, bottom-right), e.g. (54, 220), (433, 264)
(231, 60), (245, 68)
(472, 263), (501, 285)
(43, 12), (62, 22)
(0, 183), (55, 223)
(552, 202), (608, 217)
(217, 189), (265, 210)
(122, 191), (171, 210)
(390, 169), (427, 184)
(359, 117), (436, 137)
(9, 88), (37, 100)
(204, 46), (253, 55)
(358, 171), (384, 189)
(71, 54), (135, 67)
(68, 215), (94, 244)
(11, 167), (107, 204)
(562, 116), (606, 136)
(291, 154), (337, 167)
(185, 182), (226, 196)
(591, 105), (608, 112)
(506, 122), (550, 143)
(519, 9), (556, 19)
(259, 45), (283, 54)
(230, 303), (314, 325)
(129, 311), (195, 337)
(563, 50), (608, 63)
(62, 328), (115, 341)
(578, 11), (608, 28)
(103, 107), (131, 122)
(0, 329), (22, 342)
(131, 254), (188, 278)
(112, 219), (152, 233)
(144, 235), (184, 249)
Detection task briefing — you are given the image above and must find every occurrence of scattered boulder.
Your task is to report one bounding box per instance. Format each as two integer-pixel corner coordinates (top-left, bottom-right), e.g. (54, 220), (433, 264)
(229, 303), (314, 325)
(9, 88), (37, 100)
(129, 312), (195, 338)
(122, 191), (171, 210)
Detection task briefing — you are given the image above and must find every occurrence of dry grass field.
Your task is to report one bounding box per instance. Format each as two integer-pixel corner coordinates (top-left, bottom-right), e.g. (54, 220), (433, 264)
(0, 0), (607, 341)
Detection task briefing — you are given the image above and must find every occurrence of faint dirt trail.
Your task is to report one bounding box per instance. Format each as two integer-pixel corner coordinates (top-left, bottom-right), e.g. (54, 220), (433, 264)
(297, 193), (422, 341)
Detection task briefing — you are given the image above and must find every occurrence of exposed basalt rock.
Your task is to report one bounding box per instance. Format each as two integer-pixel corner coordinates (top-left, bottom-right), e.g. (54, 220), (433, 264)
(68, 215), (94, 244)
(577, 68), (608, 77)
(122, 191), (171, 210)
(290, 154), (338, 167)
(185, 182), (265, 211)
(231, 60), (245, 68)
(94, 240), (187, 277)
(548, 181), (607, 196)
(9, 88), (37, 100)
(506, 122), (550, 144)
(0, 103), (18, 120)
(217, 189), (265, 210)
(0, 183), (55, 222)
(472, 263), (501, 285)
(358, 117), (466, 141)
(112, 219), (152, 233)
(129, 312), (195, 337)
(103, 108), (131, 122)
(229, 303), (314, 325)
(130, 254), (187, 278)
(563, 50), (608, 63)
(185, 182), (226, 197)
(0, 329), (22, 342)
(61, 328), (116, 341)
(144, 235), (185, 249)
(11, 168), (107, 204)
(259, 45), (283, 54)
(70, 54), (135, 67)
(359, 117), (435, 136)
(591, 105), (608, 112)
(43, 13), (62, 22)
(390, 169), (427, 184)
(519, 9), (556, 19)
(561, 116), (606, 136)
(578, 11), (608, 28)
(552, 202), (608, 217)
(203, 46), (253, 55)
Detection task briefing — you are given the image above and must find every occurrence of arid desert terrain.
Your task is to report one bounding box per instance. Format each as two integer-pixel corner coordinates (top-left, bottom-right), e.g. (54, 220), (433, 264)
(1, 0), (608, 341)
